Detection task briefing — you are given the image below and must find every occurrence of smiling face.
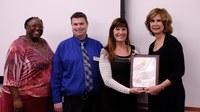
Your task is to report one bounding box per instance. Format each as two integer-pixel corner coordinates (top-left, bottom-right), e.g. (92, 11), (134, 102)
(145, 8), (173, 36)
(25, 18), (43, 41)
(113, 26), (128, 43)
(71, 17), (88, 40)
(149, 14), (165, 35)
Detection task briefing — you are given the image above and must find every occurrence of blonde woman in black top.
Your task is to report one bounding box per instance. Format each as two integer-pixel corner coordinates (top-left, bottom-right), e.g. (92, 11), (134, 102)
(145, 8), (185, 112)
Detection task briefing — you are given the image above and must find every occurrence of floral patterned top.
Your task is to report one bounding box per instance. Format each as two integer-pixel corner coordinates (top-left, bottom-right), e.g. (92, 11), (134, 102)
(3, 36), (54, 97)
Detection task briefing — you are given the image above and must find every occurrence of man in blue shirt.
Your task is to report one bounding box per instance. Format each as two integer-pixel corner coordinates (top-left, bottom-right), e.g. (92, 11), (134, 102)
(51, 12), (103, 112)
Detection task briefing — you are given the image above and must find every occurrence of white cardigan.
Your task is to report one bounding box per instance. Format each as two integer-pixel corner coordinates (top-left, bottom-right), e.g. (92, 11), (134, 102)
(99, 48), (130, 94)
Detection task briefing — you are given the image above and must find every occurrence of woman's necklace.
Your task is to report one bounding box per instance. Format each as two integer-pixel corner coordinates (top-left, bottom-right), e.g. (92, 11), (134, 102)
(24, 36), (50, 57)
(25, 36), (42, 47)
(115, 45), (130, 56)
(154, 35), (165, 51)
(24, 36), (43, 48)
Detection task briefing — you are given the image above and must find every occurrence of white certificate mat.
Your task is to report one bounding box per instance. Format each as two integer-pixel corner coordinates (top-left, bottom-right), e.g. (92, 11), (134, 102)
(130, 55), (159, 88)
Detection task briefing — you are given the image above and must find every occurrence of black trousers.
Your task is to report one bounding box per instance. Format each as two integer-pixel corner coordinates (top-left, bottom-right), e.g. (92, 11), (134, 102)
(63, 94), (100, 112)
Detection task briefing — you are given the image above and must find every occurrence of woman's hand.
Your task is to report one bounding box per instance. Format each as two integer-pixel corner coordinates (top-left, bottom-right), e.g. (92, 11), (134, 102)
(8, 86), (23, 112)
(129, 87), (145, 94)
(145, 80), (171, 95)
(13, 97), (23, 112)
(145, 85), (163, 95)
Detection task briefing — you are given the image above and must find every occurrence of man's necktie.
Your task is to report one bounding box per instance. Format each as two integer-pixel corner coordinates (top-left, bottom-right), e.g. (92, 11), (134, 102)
(81, 42), (93, 92)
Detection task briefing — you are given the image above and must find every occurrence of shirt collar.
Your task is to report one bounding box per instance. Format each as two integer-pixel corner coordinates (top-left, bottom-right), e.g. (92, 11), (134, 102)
(72, 34), (89, 46)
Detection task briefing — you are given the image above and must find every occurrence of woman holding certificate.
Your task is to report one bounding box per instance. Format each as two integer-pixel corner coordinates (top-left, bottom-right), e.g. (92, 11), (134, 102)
(99, 18), (145, 112)
(144, 8), (185, 112)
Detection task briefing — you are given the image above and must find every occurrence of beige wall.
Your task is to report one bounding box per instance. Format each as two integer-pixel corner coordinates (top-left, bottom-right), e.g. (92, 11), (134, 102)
(0, 0), (121, 76)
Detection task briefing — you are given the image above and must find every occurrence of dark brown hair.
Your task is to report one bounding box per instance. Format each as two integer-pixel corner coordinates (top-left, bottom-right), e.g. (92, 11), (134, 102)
(70, 12), (88, 24)
(105, 18), (130, 61)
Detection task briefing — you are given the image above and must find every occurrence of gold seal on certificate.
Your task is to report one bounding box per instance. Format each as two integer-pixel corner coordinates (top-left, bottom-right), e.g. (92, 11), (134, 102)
(130, 55), (159, 88)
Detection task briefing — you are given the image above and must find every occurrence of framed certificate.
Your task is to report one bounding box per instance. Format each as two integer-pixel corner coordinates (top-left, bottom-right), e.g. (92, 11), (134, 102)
(130, 55), (159, 88)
